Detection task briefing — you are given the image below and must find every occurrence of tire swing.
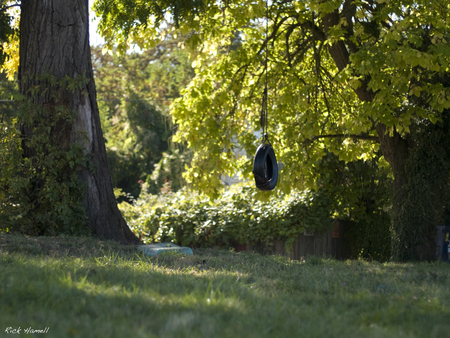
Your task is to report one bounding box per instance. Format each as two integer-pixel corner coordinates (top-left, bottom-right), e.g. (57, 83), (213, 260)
(252, 0), (278, 191)
(253, 135), (278, 191)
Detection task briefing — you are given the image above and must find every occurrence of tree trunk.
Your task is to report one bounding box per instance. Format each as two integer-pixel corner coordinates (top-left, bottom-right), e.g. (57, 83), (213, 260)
(323, 10), (449, 261)
(385, 120), (450, 261)
(19, 0), (139, 244)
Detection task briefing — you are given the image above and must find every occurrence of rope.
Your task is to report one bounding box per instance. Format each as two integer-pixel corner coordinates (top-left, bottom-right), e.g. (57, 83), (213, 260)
(253, 0), (278, 191)
(260, 0), (269, 144)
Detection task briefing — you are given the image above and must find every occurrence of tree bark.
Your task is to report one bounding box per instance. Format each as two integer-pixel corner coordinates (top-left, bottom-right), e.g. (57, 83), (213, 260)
(19, 0), (140, 244)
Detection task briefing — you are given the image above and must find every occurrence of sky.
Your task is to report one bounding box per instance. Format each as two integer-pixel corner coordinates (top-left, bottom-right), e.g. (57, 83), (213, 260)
(89, 0), (104, 46)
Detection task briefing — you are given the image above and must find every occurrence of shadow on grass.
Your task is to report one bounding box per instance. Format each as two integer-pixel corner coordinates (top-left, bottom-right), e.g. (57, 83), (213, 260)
(1, 252), (298, 337)
(0, 233), (138, 257)
(1, 234), (450, 338)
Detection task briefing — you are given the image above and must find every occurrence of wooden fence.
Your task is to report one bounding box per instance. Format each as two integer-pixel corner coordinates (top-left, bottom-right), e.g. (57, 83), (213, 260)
(237, 220), (353, 260)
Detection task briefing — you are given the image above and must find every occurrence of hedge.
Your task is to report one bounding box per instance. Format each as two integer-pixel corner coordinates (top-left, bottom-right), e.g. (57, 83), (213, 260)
(118, 183), (333, 250)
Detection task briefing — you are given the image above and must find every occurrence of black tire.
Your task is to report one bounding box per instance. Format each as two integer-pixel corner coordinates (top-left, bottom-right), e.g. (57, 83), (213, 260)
(253, 143), (278, 191)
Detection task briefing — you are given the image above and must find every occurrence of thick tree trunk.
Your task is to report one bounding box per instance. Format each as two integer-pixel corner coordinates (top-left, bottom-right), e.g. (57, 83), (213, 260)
(19, 0), (139, 244)
(385, 120), (450, 261)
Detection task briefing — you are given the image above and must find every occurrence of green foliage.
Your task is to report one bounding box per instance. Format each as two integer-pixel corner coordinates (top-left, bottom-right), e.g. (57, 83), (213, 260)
(91, 40), (194, 198)
(94, 0), (378, 194)
(0, 117), (21, 223)
(390, 118), (450, 261)
(316, 152), (392, 261)
(93, 0), (205, 52)
(0, 2), (14, 66)
(120, 182), (333, 249)
(100, 99), (168, 199)
(316, 152), (392, 221)
(0, 71), (18, 123)
(0, 75), (90, 236)
(94, 0), (450, 195)
(120, 152), (392, 260)
(147, 148), (191, 194)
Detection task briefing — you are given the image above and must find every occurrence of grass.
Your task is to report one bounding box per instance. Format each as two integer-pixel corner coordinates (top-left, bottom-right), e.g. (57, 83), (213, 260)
(0, 234), (449, 338)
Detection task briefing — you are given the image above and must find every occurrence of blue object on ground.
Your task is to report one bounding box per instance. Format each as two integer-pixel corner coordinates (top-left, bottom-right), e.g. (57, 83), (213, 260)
(138, 243), (193, 256)
(436, 226), (450, 262)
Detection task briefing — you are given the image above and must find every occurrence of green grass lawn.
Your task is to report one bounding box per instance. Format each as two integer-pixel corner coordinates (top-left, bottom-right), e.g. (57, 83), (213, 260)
(0, 234), (449, 338)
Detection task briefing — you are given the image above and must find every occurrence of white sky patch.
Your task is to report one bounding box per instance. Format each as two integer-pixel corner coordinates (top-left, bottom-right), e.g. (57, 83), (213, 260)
(89, 0), (104, 46)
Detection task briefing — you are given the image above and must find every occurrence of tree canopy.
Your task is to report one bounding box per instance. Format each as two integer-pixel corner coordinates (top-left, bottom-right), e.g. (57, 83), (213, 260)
(94, 0), (450, 192)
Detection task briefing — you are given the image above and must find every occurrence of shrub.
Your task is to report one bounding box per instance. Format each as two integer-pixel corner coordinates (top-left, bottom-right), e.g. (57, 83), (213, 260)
(118, 183), (333, 250)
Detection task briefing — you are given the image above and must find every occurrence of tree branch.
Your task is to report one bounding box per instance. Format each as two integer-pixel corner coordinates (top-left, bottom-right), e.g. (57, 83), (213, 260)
(312, 133), (379, 142)
(285, 23), (302, 66)
(3, 3), (21, 10)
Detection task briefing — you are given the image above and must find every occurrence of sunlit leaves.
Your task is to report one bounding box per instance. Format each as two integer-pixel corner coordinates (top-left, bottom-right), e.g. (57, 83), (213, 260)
(350, 0), (450, 132)
(93, 0), (205, 52)
(96, 0), (450, 197)
(0, 1), (19, 79)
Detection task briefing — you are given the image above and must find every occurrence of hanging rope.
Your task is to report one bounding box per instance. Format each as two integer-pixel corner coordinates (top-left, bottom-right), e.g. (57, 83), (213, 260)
(253, 0), (278, 191)
(260, 0), (269, 142)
